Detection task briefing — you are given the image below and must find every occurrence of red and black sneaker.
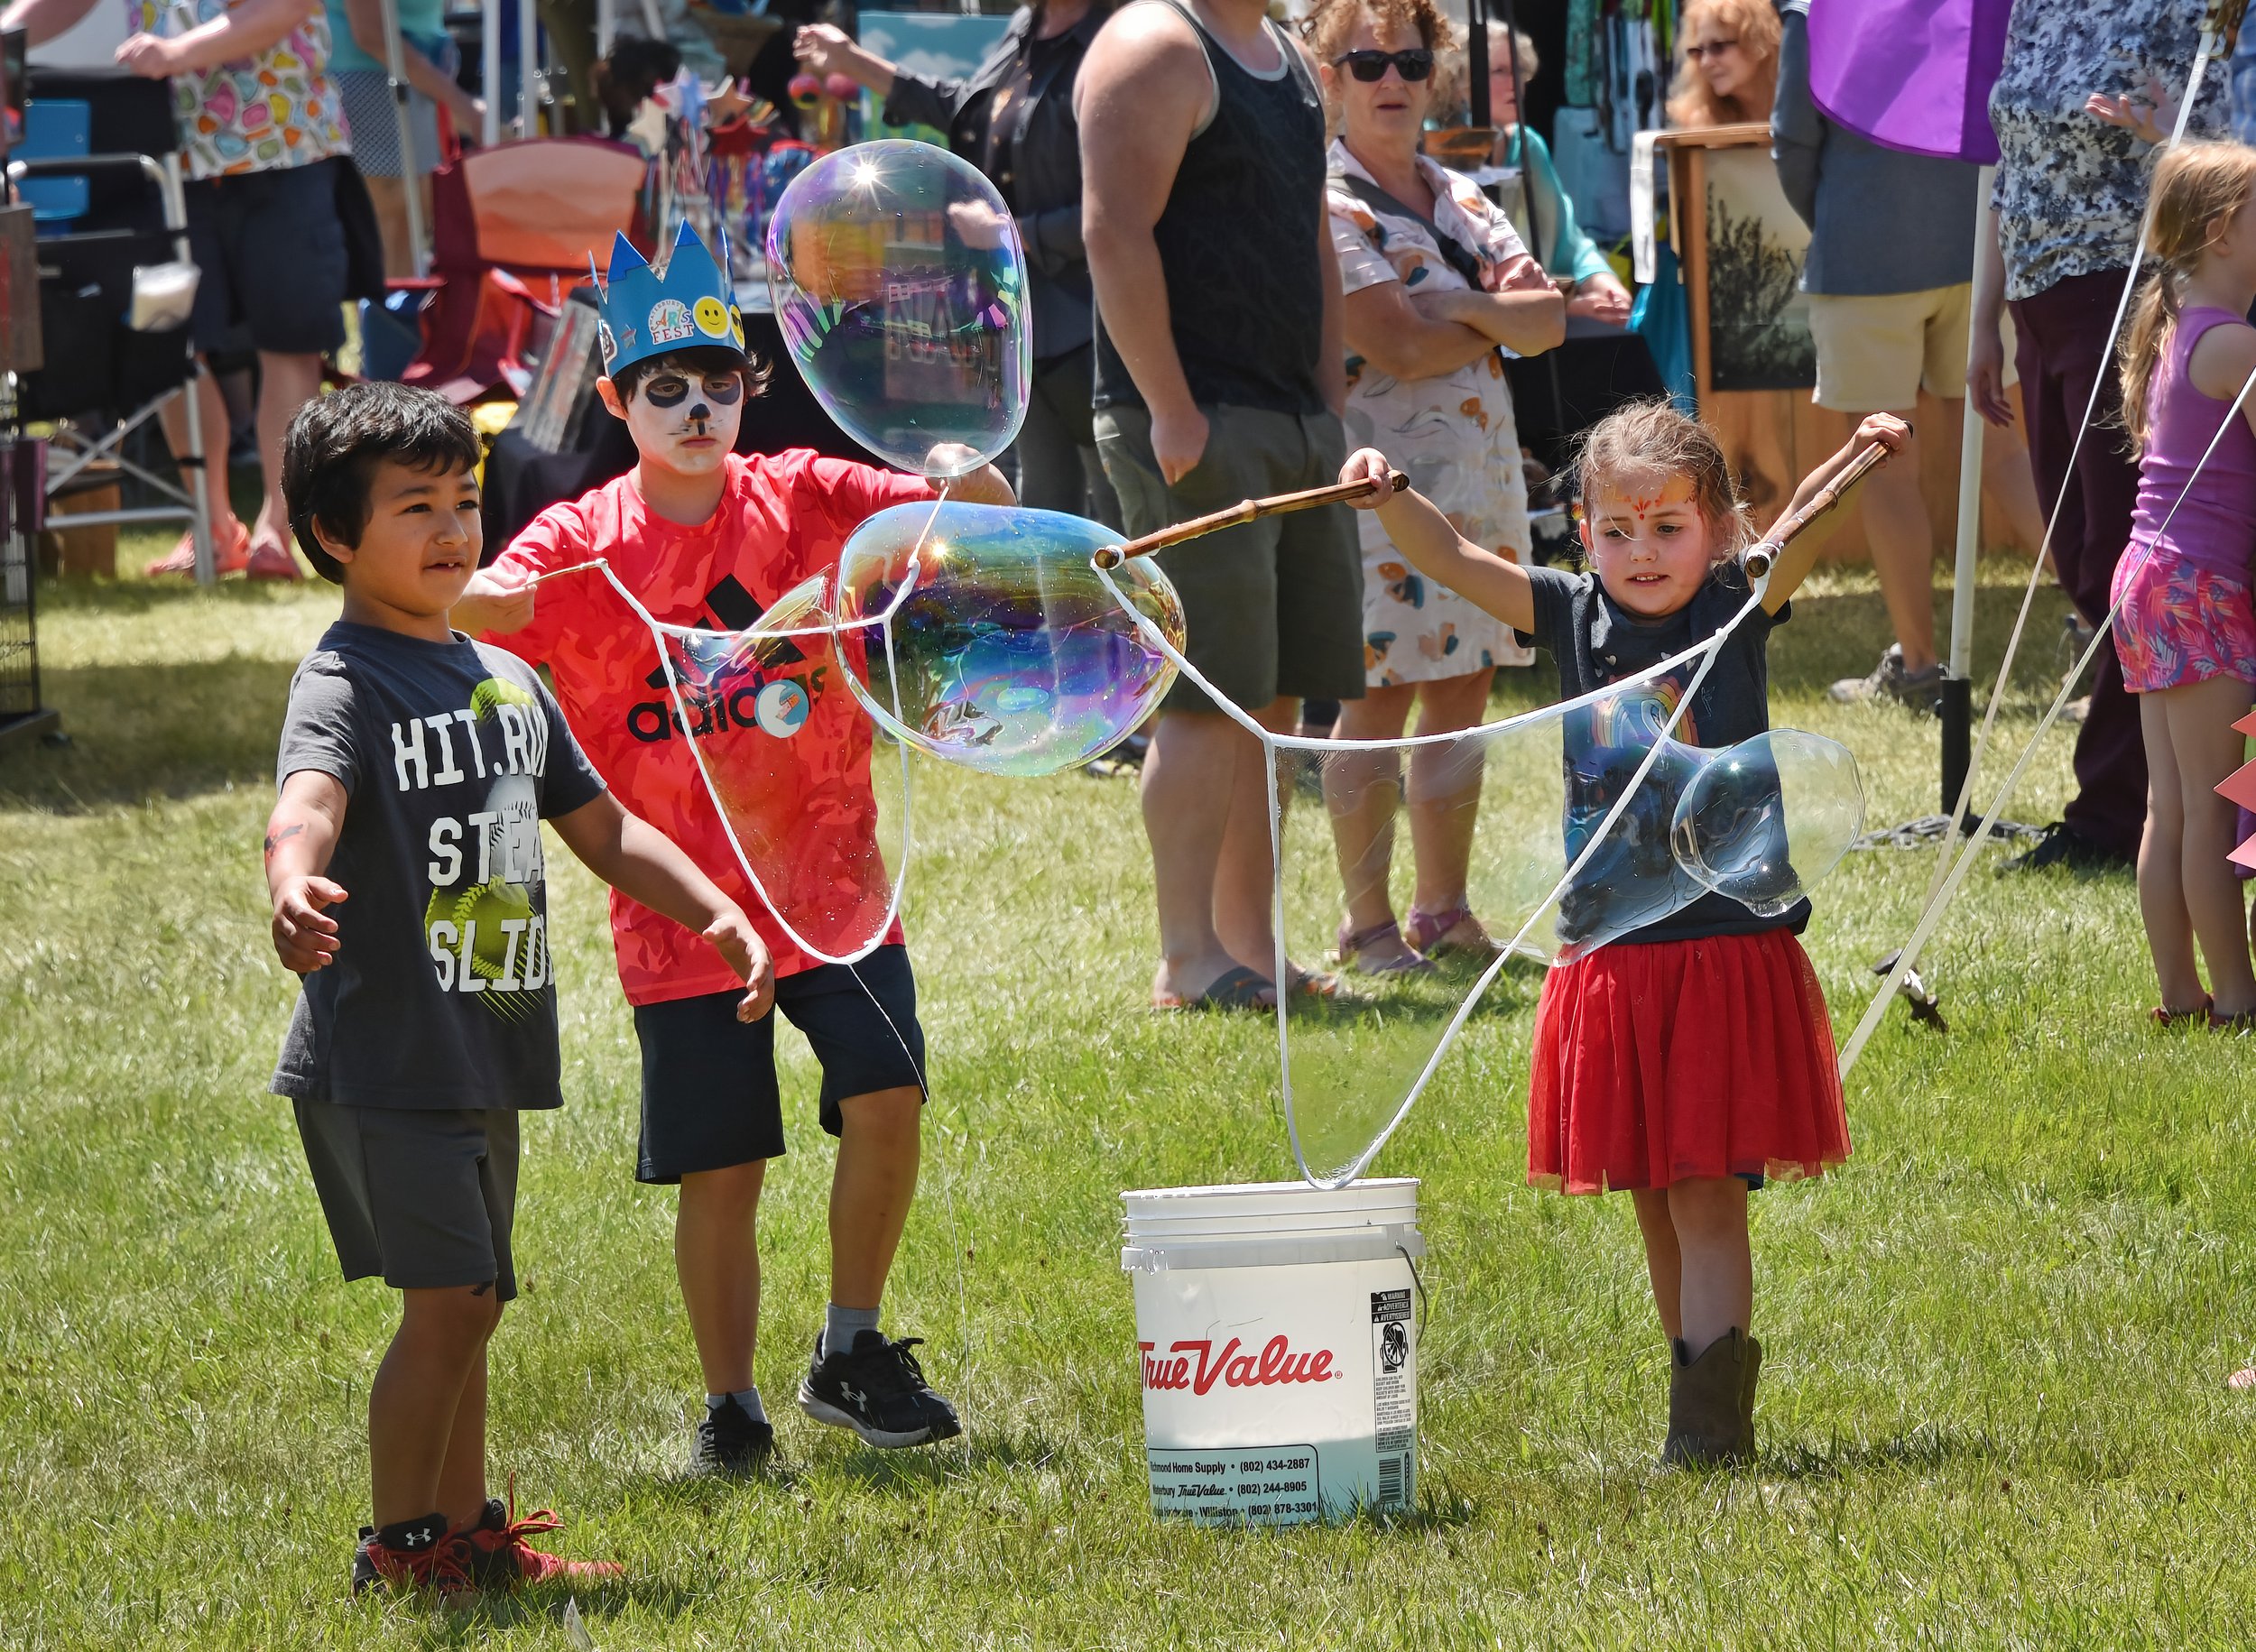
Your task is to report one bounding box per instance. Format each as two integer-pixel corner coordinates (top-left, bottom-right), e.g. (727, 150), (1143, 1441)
(447, 1491), (624, 1590)
(352, 1513), (474, 1596)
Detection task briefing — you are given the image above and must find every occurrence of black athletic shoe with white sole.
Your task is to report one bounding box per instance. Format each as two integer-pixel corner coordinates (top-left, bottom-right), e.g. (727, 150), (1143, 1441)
(690, 1395), (776, 1476)
(797, 1330), (962, 1448)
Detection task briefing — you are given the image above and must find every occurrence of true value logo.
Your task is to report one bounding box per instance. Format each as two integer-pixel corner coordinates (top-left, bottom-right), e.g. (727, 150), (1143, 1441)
(1139, 1335), (1341, 1396)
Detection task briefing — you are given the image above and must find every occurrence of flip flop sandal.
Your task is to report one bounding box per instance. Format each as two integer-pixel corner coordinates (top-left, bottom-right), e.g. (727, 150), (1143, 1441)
(1404, 902), (1502, 959)
(1333, 918), (1436, 976)
(1152, 964), (1277, 1013)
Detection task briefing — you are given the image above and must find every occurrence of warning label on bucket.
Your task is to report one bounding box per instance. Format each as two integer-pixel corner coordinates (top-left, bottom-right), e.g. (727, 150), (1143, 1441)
(1147, 1445), (1324, 1523)
(1371, 1289), (1415, 1507)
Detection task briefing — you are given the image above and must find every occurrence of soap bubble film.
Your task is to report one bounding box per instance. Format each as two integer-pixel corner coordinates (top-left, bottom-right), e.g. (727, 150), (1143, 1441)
(1271, 680), (1863, 1188)
(1672, 729), (1865, 916)
(831, 500), (1185, 778)
(642, 574), (910, 964)
(765, 141), (1031, 477)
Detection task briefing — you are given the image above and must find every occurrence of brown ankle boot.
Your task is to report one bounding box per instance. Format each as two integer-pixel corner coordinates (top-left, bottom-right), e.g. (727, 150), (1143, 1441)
(1661, 1328), (1753, 1469)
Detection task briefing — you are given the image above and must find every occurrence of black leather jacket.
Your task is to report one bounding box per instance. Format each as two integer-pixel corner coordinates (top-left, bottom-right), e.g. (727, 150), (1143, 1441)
(880, 3), (1105, 360)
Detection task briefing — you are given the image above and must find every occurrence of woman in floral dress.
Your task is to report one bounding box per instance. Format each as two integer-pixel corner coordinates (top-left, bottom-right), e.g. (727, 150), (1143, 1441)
(1308, 0), (1563, 972)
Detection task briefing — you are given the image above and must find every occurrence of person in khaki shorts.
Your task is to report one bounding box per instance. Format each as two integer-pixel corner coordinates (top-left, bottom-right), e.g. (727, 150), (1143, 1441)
(1081, 0), (1365, 1011)
(1773, 0), (2042, 709)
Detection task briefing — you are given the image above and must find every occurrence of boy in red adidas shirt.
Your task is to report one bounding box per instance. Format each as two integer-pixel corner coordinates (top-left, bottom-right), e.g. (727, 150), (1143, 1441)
(455, 226), (1011, 1469)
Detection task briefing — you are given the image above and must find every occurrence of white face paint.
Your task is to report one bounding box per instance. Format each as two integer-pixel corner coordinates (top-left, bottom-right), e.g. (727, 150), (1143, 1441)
(620, 363), (747, 477)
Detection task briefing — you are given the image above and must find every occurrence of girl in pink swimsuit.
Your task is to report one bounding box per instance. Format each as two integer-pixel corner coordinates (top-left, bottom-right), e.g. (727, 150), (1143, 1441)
(2113, 142), (2256, 1028)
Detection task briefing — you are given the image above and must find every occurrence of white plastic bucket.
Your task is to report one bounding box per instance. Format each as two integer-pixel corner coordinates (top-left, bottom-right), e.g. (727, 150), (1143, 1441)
(1122, 1178), (1422, 1526)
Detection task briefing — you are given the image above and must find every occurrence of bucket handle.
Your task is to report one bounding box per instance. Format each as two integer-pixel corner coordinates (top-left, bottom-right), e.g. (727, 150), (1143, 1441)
(1396, 1244), (1428, 1343)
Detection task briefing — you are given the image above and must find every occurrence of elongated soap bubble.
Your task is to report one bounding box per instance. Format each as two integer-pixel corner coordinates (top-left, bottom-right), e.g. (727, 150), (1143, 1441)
(831, 500), (1184, 777)
(1671, 729), (1864, 916)
(765, 140), (1031, 477)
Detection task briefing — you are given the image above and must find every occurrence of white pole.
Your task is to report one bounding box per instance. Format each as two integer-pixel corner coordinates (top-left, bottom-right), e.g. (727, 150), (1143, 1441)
(376, 0), (427, 277)
(1949, 163), (1997, 680)
(596, 0), (615, 55)
(518, 0), (539, 139)
(481, 0), (501, 146)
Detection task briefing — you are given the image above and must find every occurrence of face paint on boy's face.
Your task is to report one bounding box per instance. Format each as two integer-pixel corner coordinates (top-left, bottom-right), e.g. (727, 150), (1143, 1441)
(623, 368), (744, 473)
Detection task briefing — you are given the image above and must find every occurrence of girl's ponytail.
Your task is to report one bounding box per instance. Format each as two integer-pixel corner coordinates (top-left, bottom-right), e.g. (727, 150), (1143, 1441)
(2119, 266), (2181, 455)
(2119, 142), (2256, 454)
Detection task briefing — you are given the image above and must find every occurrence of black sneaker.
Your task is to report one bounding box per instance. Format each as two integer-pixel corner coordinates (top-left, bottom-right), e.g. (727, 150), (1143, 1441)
(797, 1330), (963, 1448)
(690, 1395), (776, 1475)
(1998, 820), (2134, 875)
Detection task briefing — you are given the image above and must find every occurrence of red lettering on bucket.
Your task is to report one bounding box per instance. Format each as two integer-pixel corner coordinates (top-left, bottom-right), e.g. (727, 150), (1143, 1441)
(1138, 1335), (1340, 1394)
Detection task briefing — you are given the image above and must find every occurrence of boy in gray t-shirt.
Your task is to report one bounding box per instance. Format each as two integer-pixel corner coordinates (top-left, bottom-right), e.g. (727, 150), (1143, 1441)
(266, 383), (774, 1595)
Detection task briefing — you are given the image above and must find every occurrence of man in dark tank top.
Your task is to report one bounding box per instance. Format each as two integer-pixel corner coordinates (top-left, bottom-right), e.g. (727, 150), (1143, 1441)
(1079, 0), (1365, 1011)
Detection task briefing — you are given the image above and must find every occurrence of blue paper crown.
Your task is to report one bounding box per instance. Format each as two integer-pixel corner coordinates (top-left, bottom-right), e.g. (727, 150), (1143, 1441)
(589, 221), (747, 377)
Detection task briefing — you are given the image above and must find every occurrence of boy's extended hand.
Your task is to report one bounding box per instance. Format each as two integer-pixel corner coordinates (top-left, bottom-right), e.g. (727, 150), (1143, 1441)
(702, 907), (776, 1022)
(273, 875), (347, 974)
(453, 567), (536, 636)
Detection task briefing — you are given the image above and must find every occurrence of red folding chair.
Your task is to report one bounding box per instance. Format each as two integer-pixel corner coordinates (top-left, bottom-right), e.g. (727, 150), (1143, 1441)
(396, 135), (650, 402)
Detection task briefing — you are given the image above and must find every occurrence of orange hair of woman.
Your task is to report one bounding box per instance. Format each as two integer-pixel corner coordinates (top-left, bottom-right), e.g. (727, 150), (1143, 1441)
(1573, 398), (1753, 561)
(1666, 0), (1782, 130)
(2118, 141), (2256, 453)
(1301, 0), (1459, 88)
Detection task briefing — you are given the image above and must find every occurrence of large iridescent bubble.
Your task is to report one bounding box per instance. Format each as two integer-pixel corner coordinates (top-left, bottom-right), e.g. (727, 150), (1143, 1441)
(765, 141), (1031, 478)
(1671, 729), (1865, 916)
(830, 501), (1185, 777)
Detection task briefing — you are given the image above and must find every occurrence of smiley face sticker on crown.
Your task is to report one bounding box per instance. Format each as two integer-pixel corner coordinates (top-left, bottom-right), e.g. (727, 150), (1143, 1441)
(694, 296), (731, 338)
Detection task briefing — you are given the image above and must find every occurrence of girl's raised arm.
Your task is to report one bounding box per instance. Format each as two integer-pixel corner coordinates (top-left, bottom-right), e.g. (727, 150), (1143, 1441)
(1755, 414), (1912, 614)
(1340, 448), (1537, 634)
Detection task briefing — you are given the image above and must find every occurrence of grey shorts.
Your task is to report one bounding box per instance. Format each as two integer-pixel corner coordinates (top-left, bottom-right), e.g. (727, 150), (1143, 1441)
(294, 1101), (520, 1299)
(1095, 401), (1365, 714)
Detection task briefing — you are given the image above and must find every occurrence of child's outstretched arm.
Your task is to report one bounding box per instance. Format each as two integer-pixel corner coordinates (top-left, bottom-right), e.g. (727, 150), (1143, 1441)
(550, 794), (776, 1022)
(265, 771), (348, 974)
(1756, 412), (1911, 614)
(1339, 448), (1536, 633)
(929, 443), (1016, 507)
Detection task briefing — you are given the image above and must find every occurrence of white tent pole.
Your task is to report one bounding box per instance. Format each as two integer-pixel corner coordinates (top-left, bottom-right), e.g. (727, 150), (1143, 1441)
(596, 0), (615, 55)
(481, 0), (501, 145)
(376, 0), (427, 277)
(1949, 163), (1997, 682)
(518, 0), (540, 138)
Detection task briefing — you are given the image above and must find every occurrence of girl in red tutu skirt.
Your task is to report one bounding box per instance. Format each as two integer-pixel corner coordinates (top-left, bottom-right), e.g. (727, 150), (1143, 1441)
(1341, 400), (1908, 1467)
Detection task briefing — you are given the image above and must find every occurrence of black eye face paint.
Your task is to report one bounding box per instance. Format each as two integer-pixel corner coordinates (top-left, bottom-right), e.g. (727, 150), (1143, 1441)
(643, 375), (690, 408)
(703, 374), (744, 407)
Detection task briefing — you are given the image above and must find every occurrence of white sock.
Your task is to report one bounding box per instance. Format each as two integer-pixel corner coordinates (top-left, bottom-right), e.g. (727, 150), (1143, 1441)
(706, 1386), (765, 1423)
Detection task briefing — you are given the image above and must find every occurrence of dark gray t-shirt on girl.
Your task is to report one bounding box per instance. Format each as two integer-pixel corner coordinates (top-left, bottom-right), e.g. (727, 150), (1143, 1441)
(1514, 562), (1808, 945)
(270, 623), (606, 1111)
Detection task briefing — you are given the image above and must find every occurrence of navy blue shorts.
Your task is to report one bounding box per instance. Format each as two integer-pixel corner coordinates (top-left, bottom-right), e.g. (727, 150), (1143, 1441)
(631, 946), (926, 1183)
(185, 159), (348, 355)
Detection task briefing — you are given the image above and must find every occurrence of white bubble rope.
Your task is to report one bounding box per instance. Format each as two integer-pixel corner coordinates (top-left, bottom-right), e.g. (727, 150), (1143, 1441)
(1841, 33), (2223, 1068)
(1097, 558), (1771, 1188)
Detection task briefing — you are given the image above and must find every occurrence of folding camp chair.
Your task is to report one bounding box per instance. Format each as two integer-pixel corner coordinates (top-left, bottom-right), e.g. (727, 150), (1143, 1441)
(393, 135), (648, 403)
(6, 69), (214, 580)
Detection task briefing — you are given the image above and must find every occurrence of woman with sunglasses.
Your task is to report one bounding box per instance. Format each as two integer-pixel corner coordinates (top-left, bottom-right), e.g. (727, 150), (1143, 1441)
(1667, 0), (1780, 129)
(1307, 0), (1564, 974)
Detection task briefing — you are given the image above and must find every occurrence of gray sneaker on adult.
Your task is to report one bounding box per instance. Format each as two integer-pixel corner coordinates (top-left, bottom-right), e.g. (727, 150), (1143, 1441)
(1830, 644), (1944, 712)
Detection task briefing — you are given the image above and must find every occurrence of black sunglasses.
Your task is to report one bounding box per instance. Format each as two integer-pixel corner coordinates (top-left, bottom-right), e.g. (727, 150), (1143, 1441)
(1333, 48), (1435, 83)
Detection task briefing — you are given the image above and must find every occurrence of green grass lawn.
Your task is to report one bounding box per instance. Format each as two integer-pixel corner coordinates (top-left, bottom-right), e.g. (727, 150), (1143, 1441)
(6, 549), (2256, 1648)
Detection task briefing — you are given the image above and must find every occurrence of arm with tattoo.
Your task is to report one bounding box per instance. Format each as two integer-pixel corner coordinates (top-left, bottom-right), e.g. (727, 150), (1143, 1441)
(266, 771), (349, 974)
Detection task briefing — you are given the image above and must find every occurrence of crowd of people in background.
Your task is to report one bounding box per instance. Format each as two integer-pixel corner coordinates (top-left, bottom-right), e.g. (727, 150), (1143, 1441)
(9, 0), (2256, 981)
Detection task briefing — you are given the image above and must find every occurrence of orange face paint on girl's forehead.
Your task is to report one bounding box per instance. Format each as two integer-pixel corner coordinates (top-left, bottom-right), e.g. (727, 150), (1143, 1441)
(1591, 474), (1701, 526)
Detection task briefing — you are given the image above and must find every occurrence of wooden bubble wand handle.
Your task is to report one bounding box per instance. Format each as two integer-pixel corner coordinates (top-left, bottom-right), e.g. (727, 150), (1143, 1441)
(1743, 438), (1897, 578)
(1089, 470), (1410, 570)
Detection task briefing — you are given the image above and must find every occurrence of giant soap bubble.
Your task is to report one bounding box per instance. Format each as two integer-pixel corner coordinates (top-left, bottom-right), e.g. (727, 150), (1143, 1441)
(1672, 729), (1865, 915)
(766, 141), (1031, 478)
(830, 500), (1185, 777)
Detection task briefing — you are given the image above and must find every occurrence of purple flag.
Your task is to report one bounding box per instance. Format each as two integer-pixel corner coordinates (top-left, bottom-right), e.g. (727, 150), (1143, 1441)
(1808, 0), (2012, 164)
